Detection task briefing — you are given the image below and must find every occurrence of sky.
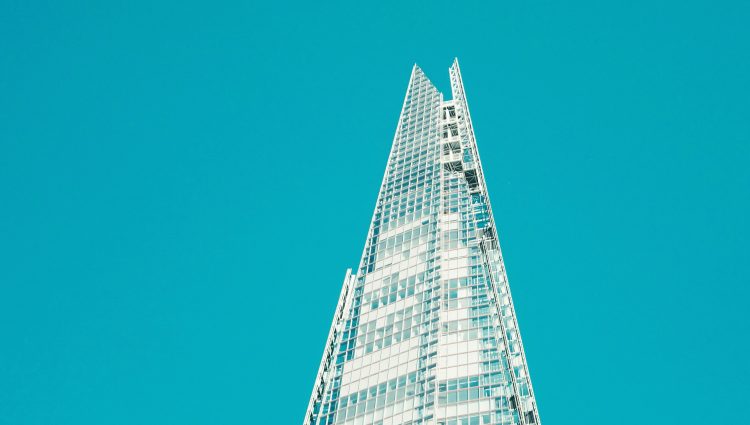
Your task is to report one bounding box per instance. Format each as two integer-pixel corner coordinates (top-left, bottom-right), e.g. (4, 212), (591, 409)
(1, 1), (749, 424)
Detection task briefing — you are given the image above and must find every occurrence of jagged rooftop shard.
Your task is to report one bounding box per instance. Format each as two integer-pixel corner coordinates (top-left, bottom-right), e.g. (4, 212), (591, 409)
(304, 60), (540, 425)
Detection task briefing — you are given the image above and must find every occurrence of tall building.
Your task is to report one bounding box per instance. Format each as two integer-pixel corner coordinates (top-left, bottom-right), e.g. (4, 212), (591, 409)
(304, 60), (540, 425)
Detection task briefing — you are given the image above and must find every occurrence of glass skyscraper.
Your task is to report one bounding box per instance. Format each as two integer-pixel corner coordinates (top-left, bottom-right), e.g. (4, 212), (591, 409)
(304, 60), (540, 425)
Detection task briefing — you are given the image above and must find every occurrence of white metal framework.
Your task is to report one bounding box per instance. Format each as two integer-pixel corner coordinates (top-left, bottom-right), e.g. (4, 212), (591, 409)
(304, 60), (540, 425)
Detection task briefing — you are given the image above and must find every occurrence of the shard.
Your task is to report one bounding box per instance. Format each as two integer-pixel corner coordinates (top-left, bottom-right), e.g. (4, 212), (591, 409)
(304, 60), (540, 425)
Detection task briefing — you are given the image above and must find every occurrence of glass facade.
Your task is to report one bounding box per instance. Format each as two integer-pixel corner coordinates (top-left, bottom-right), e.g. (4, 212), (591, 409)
(304, 60), (540, 425)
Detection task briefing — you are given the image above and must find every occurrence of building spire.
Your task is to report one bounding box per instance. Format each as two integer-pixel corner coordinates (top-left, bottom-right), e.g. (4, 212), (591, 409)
(304, 60), (541, 425)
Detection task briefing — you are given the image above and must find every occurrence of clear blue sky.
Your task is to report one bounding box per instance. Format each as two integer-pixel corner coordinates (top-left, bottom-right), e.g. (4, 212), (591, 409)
(1, 1), (748, 424)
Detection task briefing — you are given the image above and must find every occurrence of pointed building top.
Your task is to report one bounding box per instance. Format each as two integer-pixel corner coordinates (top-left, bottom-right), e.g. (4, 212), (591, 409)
(450, 57), (462, 74)
(413, 63), (428, 78)
(409, 63), (438, 93)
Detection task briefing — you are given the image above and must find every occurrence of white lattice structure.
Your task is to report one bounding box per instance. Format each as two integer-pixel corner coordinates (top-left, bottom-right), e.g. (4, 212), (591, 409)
(304, 60), (540, 425)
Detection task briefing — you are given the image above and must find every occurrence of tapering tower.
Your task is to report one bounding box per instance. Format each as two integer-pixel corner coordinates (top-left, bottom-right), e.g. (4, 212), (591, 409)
(304, 60), (540, 425)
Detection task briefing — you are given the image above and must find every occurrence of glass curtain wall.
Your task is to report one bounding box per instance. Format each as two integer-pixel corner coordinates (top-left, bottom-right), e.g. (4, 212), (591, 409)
(304, 60), (540, 425)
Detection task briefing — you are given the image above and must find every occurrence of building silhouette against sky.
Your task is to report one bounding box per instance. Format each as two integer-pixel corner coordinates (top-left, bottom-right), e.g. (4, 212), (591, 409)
(304, 60), (540, 425)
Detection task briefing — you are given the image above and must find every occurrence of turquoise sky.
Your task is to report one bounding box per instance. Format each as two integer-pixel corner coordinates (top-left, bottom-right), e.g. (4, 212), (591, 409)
(1, 1), (749, 424)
